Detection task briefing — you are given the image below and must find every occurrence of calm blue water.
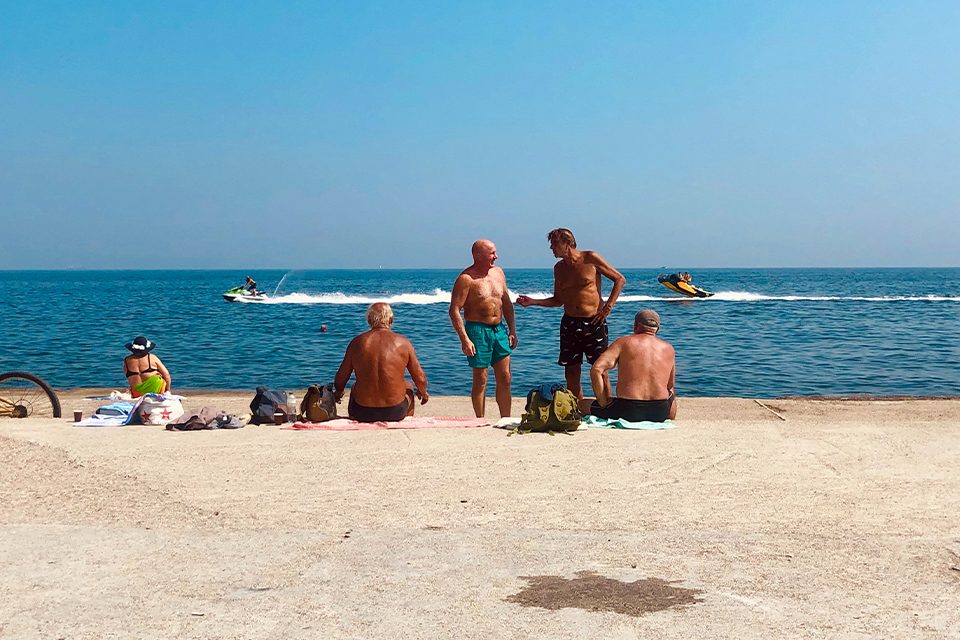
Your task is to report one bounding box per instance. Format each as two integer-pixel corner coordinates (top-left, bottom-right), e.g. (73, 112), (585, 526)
(1, 269), (958, 397)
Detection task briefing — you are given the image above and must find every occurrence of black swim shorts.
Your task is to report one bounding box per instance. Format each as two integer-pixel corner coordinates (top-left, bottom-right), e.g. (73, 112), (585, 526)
(589, 394), (674, 423)
(348, 396), (409, 423)
(558, 314), (609, 366)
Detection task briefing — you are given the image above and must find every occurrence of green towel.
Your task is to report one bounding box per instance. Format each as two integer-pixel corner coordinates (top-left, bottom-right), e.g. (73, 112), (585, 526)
(133, 376), (164, 396)
(582, 415), (674, 430)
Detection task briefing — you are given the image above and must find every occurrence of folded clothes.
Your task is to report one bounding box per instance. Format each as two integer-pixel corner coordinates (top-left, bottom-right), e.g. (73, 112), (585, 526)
(581, 415), (675, 430)
(288, 417), (490, 431)
(527, 383), (567, 407)
(95, 401), (137, 417)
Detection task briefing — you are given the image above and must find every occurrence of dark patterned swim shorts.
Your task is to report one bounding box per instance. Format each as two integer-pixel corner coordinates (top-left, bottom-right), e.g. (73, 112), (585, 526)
(558, 314), (608, 366)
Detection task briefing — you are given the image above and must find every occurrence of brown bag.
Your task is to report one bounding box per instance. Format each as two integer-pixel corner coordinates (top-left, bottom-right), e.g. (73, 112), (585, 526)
(299, 384), (337, 422)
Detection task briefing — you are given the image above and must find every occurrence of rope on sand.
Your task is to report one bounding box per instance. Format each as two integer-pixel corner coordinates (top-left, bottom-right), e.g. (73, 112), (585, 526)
(754, 399), (787, 421)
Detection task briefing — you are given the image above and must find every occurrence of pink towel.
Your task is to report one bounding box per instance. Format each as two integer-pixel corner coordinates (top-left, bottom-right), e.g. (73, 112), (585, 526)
(287, 416), (490, 431)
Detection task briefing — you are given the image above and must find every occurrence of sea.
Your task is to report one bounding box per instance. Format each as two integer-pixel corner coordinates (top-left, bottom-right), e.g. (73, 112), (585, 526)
(1, 269), (958, 397)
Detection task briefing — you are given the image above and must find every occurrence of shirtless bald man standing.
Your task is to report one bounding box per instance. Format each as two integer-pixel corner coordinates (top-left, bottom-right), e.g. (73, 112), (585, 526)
(516, 228), (626, 399)
(334, 303), (429, 422)
(449, 239), (518, 418)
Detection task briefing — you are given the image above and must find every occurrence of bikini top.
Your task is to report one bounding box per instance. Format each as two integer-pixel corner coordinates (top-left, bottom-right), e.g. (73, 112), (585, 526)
(125, 354), (159, 378)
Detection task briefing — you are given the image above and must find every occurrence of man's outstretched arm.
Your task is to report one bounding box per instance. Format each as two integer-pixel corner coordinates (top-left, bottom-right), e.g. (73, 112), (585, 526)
(517, 264), (564, 308)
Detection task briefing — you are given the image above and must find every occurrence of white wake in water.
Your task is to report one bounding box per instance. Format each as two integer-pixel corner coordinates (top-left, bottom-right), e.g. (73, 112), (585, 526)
(616, 292), (960, 302)
(242, 288), (454, 305)
(706, 292), (960, 302)
(235, 289), (960, 304)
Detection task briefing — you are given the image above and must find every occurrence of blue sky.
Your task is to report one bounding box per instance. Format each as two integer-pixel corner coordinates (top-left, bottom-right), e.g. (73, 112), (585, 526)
(1, 1), (957, 269)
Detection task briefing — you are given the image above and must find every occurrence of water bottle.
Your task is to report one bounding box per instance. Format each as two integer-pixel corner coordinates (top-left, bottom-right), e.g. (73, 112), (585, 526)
(287, 391), (300, 419)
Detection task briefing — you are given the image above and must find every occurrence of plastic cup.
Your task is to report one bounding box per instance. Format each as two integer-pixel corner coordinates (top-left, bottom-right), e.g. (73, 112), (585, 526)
(73, 410), (82, 422)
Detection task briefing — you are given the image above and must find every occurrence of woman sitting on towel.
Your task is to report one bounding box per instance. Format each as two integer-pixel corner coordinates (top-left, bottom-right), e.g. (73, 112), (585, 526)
(123, 336), (172, 397)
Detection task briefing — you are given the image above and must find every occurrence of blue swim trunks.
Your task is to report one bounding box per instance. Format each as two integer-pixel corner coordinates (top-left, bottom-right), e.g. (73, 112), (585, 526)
(465, 321), (513, 369)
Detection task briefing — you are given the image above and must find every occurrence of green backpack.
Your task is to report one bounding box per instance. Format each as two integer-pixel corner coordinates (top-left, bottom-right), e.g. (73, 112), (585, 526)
(516, 386), (583, 434)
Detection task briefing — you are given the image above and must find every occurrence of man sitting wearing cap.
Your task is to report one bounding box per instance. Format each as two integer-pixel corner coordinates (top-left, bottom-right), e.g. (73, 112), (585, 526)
(587, 309), (677, 422)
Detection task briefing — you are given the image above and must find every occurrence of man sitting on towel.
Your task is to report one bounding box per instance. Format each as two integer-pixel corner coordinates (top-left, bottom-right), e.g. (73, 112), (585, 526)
(587, 309), (677, 423)
(334, 302), (430, 422)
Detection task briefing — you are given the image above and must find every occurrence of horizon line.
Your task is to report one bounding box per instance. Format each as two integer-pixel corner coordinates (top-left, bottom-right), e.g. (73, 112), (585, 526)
(2, 265), (959, 273)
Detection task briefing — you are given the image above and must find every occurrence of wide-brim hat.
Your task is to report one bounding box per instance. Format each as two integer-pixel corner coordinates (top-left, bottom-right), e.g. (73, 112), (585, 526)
(125, 336), (156, 354)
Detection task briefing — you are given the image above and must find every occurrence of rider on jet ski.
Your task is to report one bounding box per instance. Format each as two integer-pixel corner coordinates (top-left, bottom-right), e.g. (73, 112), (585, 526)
(242, 276), (261, 296)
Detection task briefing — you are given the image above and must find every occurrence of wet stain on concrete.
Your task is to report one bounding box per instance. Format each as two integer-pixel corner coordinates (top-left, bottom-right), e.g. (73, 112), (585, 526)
(506, 571), (703, 617)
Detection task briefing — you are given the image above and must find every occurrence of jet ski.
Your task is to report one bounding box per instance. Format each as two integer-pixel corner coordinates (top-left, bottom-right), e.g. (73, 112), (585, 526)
(222, 287), (269, 303)
(657, 274), (714, 298)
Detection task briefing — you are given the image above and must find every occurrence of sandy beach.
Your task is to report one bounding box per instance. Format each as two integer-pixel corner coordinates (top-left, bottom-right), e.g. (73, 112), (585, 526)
(2, 391), (959, 639)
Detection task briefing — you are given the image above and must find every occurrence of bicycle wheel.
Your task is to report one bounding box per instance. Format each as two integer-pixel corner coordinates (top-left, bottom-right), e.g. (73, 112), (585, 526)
(0, 371), (62, 419)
